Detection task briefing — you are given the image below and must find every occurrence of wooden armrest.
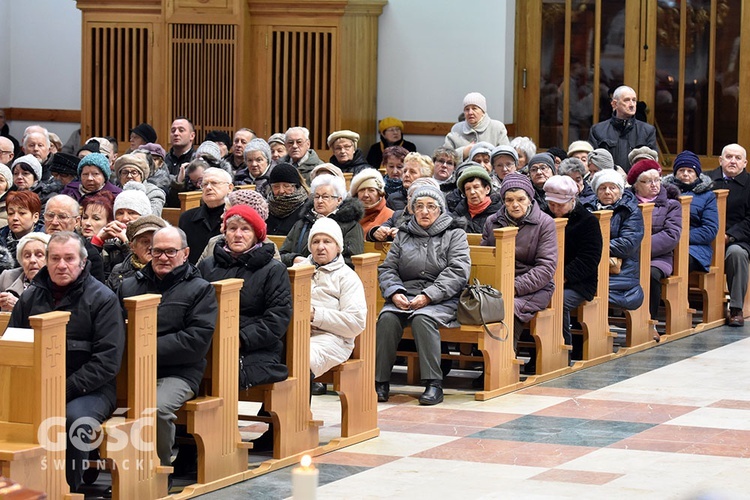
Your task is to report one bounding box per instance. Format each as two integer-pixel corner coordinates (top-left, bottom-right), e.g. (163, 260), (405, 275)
(184, 396), (223, 412)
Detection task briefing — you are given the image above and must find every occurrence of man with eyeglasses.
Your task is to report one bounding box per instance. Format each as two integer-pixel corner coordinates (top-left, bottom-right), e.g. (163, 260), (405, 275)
(280, 126), (323, 184)
(118, 225), (217, 479)
(44, 194), (106, 282)
(179, 167), (234, 264)
(0, 136), (15, 166)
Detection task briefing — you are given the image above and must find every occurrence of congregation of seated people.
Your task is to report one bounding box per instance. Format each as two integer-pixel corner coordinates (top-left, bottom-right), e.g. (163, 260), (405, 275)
(0, 85), (745, 492)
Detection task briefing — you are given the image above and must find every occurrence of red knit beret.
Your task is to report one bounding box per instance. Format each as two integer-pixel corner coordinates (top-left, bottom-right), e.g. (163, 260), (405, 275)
(223, 205), (267, 242)
(626, 159), (661, 186)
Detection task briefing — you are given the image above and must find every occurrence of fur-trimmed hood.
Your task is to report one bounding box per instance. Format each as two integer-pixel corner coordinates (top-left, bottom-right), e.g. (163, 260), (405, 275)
(662, 172), (714, 195)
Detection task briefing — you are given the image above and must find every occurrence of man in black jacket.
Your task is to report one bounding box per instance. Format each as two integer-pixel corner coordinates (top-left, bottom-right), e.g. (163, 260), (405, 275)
(707, 143), (750, 326)
(588, 85), (657, 172)
(118, 226), (217, 468)
(9, 231), (125, 491)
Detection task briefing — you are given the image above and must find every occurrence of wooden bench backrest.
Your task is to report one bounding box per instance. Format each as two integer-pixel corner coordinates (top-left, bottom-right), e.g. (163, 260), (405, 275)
(0, 311), (71, 499)
(711, 189), (728, 272)
(550, 218), (567, 325)
(118, 294), (161, 419)
(162, 208), (181, 226)
(625, 203), (654, 347)
(343, 172), (352, 191)
(350, 254), (380, 361)
(268, 235), (286, 250)
(180, 191), (203, 213)
(286, 265), (314, 382)
(593, 210), (612, 304)
(672, 196), (692, 280)
(237, 184), (256, 191)
(466, 233), (482, 246)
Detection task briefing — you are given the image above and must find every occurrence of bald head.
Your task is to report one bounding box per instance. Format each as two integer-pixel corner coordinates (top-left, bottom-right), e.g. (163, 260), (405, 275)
(45, 195), (81, 233)
(0, 137), (13, 164)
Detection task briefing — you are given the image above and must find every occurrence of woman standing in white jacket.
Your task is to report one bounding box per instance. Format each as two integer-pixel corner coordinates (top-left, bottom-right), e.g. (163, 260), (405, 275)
(297, 218), (367, 394)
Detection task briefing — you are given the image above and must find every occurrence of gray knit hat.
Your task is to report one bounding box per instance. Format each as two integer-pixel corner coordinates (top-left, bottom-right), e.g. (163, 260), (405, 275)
(409, 185), (446, 214)
(267, 133), (286, 146)
(244, 138), (272, 164)
(12, 154), (43, 181)
(528, 153), (556, 173)
(195, 141), (222, 161)
(114, 183), (152, 216)
(407, 177), (441, 198)
(588, 148), (615, 171)
(490, 145), (518, 163)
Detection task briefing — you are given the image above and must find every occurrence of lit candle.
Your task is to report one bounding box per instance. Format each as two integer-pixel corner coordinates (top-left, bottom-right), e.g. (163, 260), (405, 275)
(292, 454), (318, 500)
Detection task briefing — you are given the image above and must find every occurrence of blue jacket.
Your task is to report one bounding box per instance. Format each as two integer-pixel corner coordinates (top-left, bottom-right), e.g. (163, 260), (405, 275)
(662, 173), (718, 272)
(586, 189), (644, 310)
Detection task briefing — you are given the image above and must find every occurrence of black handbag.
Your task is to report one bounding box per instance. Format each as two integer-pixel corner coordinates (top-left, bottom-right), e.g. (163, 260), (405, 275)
(457, 279), (508, 341)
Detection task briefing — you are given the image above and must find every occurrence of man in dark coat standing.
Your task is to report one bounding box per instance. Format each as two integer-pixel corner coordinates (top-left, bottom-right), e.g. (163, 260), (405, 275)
(588, 85), (657, 172)
(119, 226), (218, 468)
(706, 143), (750, 326)
(9, 231), (125, 491)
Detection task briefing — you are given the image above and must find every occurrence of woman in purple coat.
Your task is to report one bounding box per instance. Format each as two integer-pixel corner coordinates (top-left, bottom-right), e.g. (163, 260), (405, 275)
(627, 159), (682, 341)
(481, 172), (558, 351)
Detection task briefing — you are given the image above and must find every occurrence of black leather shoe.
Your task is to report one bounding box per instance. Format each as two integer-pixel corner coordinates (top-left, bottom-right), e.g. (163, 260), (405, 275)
(251, 429), (274, 453)
(311, 382), (327, 395)
(419, 380), (443, 405)
(728, 308), (745, 327)
(375, 382), (390, 402)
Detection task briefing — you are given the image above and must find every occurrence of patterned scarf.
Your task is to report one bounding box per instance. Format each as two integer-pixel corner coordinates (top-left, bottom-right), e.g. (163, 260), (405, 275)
(268, 187), (309, 218)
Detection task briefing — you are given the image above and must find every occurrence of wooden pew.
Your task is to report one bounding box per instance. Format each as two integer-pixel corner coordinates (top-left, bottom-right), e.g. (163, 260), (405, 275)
(180, 191), (203, 213)
(466, 233), (482, 246)
(690, 189), (728, 329)
(267, 235), (286, 250)
(239, 265), (320, 459)
(660, 195), (695, 339)
(524, 218), (570, 377)
(175, 279), (251, 498)
(401, 227), (519, 401)
(100, 294), (171, 500)
(621, 202), (655, 352)
(0, 311), (81, 500)
(314, 254), (380, 445)
(343, 172), (352, 191)
(573, 210), (616, 365)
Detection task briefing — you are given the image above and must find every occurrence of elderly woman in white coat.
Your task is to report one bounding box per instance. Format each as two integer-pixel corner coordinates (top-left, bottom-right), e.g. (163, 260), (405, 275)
(444, 92), (510, 161)
(298, 218), (367, 395)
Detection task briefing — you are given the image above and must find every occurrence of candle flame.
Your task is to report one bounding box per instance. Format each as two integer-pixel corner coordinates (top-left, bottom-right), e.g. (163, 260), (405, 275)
(300, 455), (312, 468)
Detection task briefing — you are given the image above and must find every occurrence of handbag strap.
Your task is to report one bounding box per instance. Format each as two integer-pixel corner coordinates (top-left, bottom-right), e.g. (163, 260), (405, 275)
(476, 285), (508, 342)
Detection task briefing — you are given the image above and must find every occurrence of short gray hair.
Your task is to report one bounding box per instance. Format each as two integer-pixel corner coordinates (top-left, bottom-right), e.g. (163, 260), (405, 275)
(17, 232), (51, 263)
(47, 231), (88, 262)
(202, 166), (232, 184)
(310, 173), (347, 200)
(285, 127), (310, 141)
(23, 127), (50, 148)
(612, 85), (636, 101)
(558, 157), (587, 177)
(510, 136), (536, 161)
(47, 194), (80, 216)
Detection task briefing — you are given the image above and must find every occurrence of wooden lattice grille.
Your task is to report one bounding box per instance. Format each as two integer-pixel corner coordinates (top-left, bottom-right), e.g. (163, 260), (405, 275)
(88, 26), (150, 141)
(170, 24), (236, 141)
(271, 29), (334, 151)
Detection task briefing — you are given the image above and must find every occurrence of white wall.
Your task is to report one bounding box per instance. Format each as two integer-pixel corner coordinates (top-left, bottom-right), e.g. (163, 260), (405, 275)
(1, 0), (516, 155)
(2, 0), (81, 144)
(376, 0), (516, 155)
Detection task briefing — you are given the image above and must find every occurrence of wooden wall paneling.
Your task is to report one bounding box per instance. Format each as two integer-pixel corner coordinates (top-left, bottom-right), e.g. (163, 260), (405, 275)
(738, 0), (750, 147)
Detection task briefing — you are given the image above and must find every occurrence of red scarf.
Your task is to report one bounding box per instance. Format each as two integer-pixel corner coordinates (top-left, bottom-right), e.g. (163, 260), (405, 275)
(468, 197), (492, 218)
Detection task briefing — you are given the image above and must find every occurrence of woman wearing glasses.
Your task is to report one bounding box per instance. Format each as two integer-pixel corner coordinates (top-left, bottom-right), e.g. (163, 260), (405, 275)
(375, 185), (470, 405)
(113, 154), (166, 216)
(526, 152), (557, 212)
(627, 159), (682, 341)
(279, 173), (364, 268)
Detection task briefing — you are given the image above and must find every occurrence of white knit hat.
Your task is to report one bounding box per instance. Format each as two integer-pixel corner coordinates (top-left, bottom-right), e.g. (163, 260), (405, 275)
(0, 163), (13, 189)
(308, 217), (343, 252)
(590, 169), (625, 194)
(463, 92), (487, 113)
(114, 182), (153, 216)
(12, 154), (43, 181)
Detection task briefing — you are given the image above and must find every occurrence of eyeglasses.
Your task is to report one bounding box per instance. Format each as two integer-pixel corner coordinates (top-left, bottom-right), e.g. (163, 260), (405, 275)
(119, 169), (142, 178)
(435, 159), (455, 167)
(45, 212), (74, 221)
(202, 180), (230, 188)
(313, 194), (339, 202)
(530, 165), (551, 173)
(414, 203), (440, 213)
(638, 178), (661, 185)
(333, 144), (354, 153)
(495, 162), (516, 171)
(151, 247), (185, 258)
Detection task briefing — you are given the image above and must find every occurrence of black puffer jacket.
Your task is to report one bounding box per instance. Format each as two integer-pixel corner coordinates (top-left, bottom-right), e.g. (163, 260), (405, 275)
(198, 241), (292, 388)
(9, 263), (125, 403)
(588, 115), (657, 172)
(118, 262), (217, 395)
(279, 197), (364, 268)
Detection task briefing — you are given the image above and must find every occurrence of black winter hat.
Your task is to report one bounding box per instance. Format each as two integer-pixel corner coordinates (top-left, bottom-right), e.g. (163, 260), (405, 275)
(130, 123), (158, 144)
(269, 163), (301, 186)
(49, 152), (80, 176)
(205, 130), (232, 146)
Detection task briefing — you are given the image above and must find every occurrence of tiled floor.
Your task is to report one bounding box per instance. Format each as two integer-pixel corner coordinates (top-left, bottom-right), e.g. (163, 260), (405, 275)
(198, 326), (750, 499)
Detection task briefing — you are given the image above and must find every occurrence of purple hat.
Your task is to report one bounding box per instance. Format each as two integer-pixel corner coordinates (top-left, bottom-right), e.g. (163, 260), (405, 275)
(499, 172), (534, 199)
